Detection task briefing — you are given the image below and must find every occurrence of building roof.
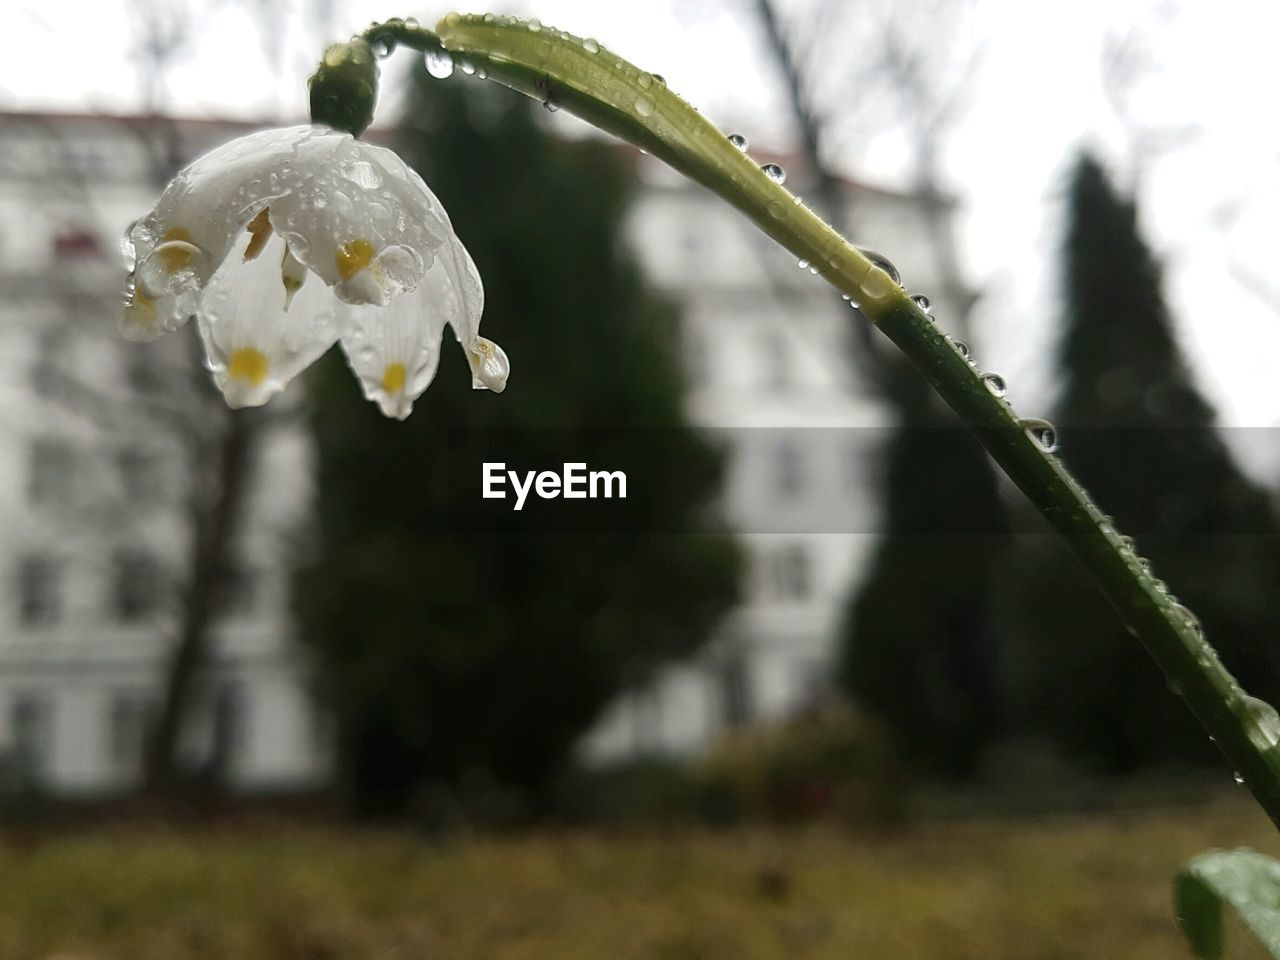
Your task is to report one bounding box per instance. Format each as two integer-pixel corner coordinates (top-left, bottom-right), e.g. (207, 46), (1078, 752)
(0, 108), (951, 205)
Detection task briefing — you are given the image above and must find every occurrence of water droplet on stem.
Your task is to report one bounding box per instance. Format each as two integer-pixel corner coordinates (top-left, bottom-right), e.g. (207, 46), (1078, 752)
(982, 373), (1007, 397)
(424, 47), (455, 78)
(1019, 417), (1059, 453)
(857, 248), (901, 285)
(1243, 695), (1280, 751)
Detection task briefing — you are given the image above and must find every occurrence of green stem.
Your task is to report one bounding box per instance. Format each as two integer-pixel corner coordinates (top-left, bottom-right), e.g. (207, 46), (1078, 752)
(354, 14), (1280, 828)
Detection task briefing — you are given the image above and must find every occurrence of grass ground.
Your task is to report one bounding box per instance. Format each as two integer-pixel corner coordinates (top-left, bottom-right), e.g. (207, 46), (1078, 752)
(1, 793), (1276, 960)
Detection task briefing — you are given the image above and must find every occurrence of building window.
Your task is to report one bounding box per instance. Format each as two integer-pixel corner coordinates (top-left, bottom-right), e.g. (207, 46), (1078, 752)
(118, 447), (162, 501)
(760, 543), (811, 602)
(124, 346), (164, 394)
(680, 220), (703, 264)
(760, 331), (791, 391)
(791, 659), (827, 707)
(717, 656), (752, 728)
(683, 327), (707, 383)
(17, 555), (61, 627)
(111, 549), (163, 622)
(52, 228), (101, 259)
(9, 692), (54, 787)
(208, 681), (247, 778)
(30, 331), (64, 395)
(27, 438), (74, 505)
(848, 437), (867, 491)
(107, 691), (155, 774)
(773, 438), (804, 499)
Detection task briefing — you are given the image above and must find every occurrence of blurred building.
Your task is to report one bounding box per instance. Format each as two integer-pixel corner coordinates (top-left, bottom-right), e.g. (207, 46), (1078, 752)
(0, 112), (325, 796)
(581, 154), (968, 760)
(0, 110), (965, 794)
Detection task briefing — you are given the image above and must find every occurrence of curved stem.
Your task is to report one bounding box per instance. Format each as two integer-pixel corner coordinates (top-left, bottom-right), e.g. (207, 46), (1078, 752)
(355, 14), (1280, 828)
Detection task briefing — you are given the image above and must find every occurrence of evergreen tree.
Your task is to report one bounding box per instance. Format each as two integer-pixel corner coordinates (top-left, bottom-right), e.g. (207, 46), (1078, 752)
(1003, 153), (1280, 769)
(293, 74), (741, 816)
(838, 362), (1011, 777)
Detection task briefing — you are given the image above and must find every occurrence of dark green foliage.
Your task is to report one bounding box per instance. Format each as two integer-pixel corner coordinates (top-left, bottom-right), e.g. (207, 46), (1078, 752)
(1003, 153), (1280, 770)
(838, 362), (1011, 776)
(293, 74), (740, 816)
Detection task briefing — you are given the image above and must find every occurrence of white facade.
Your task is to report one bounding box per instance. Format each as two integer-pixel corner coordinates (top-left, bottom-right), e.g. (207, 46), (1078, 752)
(0, 111), (961, 792)
(581, 155), (964, 760)
(0, 113), (327, 796)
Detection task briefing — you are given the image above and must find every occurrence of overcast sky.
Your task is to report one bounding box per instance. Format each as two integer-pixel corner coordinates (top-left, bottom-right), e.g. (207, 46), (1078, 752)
(7, 0), (1280, 477)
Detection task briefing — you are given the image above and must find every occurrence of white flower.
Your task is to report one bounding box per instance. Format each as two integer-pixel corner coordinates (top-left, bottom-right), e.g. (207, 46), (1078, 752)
(120, 124), (508, 419)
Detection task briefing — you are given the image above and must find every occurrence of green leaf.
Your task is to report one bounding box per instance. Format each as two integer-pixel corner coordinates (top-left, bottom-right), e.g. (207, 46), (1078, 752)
(1176, 849), (1280, 958)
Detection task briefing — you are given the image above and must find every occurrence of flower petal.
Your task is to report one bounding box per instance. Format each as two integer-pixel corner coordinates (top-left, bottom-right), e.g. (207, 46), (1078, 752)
(339, 282), (447, 420)
(432, 233), (506, 393)
(267, 136), (452, 305)
(197, 229), (339, 407)
(129, 125), (347, 300)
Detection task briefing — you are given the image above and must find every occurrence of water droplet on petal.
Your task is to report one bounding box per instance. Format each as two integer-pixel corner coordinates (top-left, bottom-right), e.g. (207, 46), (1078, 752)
(1234, 771), (1246, 785)
(404, 16), (419, 28)
(912, 294), (931, 313)
(761, 163), (786, 184)
(424, 47), (454, 78)
(951, 339), (969, 358)
(528, 18), (542, 32)
(370, 37), (393, 58)
(637, 72), (654, 90)
(341, 160), (382, 189)
(120, 233), (137, 272)
(797, 258), (809, 270)
(982, 373), (1007, 397)
(460, 59), (476, 76)
(635, 95), (655, 117)
(1019, 417), (1059, 453)
(582, 37), (600, 53)
(727, 133), (748, 151)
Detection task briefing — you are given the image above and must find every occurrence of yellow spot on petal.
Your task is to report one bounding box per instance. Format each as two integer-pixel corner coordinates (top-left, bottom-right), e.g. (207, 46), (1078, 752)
(157, 248), (195, 272)
(157, 227), (198, 272)
(244, 209), (273, 261)
(382, 362), (407, 395)
(227, 347), (270, 386)
(121, 292), (157, 335)
(336, 238), (376, 279)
